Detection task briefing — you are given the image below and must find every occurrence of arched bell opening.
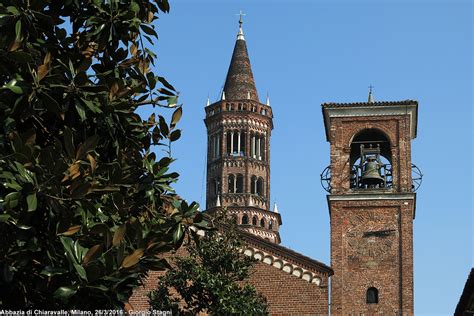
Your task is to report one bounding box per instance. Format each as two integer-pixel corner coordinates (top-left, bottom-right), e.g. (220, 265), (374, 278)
(349, 129), (393, 189)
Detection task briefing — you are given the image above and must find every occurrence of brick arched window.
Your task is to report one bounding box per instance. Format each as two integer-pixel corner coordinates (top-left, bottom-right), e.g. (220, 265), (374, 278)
(242, 214), (248, 225)
(366, 287), (379, 304)
(252, 216), (257, 226)
(260, 218), (266, 228)
(257, 177), (264, 196)
(251, 175), (257, 194)
(228, 174), (235, 193)
(236, 174), (244, 193)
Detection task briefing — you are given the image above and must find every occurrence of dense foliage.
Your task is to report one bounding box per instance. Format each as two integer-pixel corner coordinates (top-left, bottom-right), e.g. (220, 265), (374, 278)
(0, 0), (203, 309)
(148, 212), (268, 315)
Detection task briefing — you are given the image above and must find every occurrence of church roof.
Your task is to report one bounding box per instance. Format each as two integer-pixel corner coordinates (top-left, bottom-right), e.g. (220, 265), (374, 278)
(223, 20), (259, 102)
(239, 227), (333, 275)
(321, 99), (418, 108)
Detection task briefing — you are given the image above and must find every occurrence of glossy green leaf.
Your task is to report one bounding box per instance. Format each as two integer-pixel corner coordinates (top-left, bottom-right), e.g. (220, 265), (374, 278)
(4, 192), (20, 209)
(26, 193), (37, 212)
(53, 286), (78, 301)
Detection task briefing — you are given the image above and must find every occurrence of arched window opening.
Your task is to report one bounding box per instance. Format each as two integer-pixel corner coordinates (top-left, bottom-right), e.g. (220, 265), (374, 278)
(257, 178), (264, 196)
(240, 131), (246, 156)
(251, 176), (257, 194)
(269, 220), (273, 230)
(350, 129), (392, 189)
(226, 132), (231, 156)
(260, 218), (266, 228)
(250, 133), (256, 158)
(232, 131), (239, 155)
(227, 103), (232, 111)
(213, 178), (221, 196)
(260, 136), (265, 160)
(366, 287), (379, 304)
(252, 216), (257, 226)
(236, 174), (244, 193)
(242, 214), (249, 225)
(228, 174), (235, 193)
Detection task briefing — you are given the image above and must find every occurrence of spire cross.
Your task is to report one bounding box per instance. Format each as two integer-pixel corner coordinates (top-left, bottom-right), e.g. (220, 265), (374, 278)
(368, 85), (374, 93)
(237, 10), (246, 25)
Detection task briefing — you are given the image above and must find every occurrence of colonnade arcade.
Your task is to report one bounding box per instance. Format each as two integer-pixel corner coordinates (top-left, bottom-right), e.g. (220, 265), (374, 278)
(210, 174), (265, 198)
(208, 129), (267, 161)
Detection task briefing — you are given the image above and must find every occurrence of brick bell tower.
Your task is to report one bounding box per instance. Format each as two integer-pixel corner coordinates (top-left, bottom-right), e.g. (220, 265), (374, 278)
(321, 92), (422, 315)
(204, 17), (282, 244)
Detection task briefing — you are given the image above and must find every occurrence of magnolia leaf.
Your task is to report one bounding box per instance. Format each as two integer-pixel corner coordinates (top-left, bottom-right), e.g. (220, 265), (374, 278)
(87, 154), (96, 173)
(112, 224), (126, 246)
(26, 193), (37, 212)
(59, 225), (81, 236)
(170, 107), (182, 128)
(169, 130), (181, 142)
(14, 20), (21, 41)
(53, 286), (78, 301)
(38, 64), (49, 81)
(4, 191), (20, 209)
(121, 248), (144, 269)
(173, 224), (184, 244)
(75, 103), (86, 121)
(167, 95), (178, 107)
(63, 127), (75, 159)
(83, 244), (102, 265)
(76, 135), (99, 160)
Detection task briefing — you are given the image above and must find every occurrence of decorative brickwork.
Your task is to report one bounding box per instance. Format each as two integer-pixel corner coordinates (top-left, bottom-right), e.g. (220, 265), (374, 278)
(128, 236), (332, 315)
(322, 101), (418, 315)
(204, 23), (280, 243)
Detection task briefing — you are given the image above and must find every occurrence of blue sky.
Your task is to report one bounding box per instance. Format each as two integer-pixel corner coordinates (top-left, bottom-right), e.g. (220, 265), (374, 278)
(139, 0), (472, 314)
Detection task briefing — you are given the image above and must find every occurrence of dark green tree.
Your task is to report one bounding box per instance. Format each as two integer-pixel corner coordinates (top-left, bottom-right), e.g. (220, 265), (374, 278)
(148, 211), (269, 315)
(0, 0), (203, 309)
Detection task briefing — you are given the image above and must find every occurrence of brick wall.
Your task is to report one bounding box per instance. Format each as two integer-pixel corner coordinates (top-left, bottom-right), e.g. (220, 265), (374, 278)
(329, 198), (414, 315)
(128, 248), (329, 315)
(326, 107), (416, 315)
(250, 261), (329, 315)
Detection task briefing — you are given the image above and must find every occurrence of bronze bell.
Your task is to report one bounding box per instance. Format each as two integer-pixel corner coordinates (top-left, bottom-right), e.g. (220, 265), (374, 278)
(361, 157), (384, 185)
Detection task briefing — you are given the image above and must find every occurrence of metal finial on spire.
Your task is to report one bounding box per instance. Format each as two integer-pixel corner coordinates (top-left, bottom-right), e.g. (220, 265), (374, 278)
(206, 94), (210, 106)
(266, 93), (270, 106)
(272, 202), (279, 213)
(221, 90), (226, 100)
(368, 85), (374, 103)
(236, 10), (246, 40)
(216, 195), (221, 207)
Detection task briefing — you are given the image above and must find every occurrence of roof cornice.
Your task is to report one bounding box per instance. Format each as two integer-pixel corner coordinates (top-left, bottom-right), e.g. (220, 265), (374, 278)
(321, 100), (419, 141)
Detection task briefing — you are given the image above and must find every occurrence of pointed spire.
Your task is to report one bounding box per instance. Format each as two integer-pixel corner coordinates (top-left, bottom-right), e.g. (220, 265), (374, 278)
(368, 85), (374, 103)
(222, 14), (259, 102)
(221, 90), (226, 100)
(272, 202), (279, 213)
(216, 195), (221, 207)
(206, 95), (210, 106)
(266, 93), (270, 106)
(237, 11), (245, 41)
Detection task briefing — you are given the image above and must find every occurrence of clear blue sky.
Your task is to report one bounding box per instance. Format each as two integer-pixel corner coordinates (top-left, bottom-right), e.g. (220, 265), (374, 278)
(138, 0), (472, 314)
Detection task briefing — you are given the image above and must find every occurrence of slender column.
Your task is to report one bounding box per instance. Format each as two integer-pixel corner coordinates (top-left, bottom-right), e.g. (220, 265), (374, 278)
(230, 131), (234, 155)
(257, 137), (261, 160)
(252, 136), (256, 158)
(237, 131), (241, 156)
(234, 176), (237, 193)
